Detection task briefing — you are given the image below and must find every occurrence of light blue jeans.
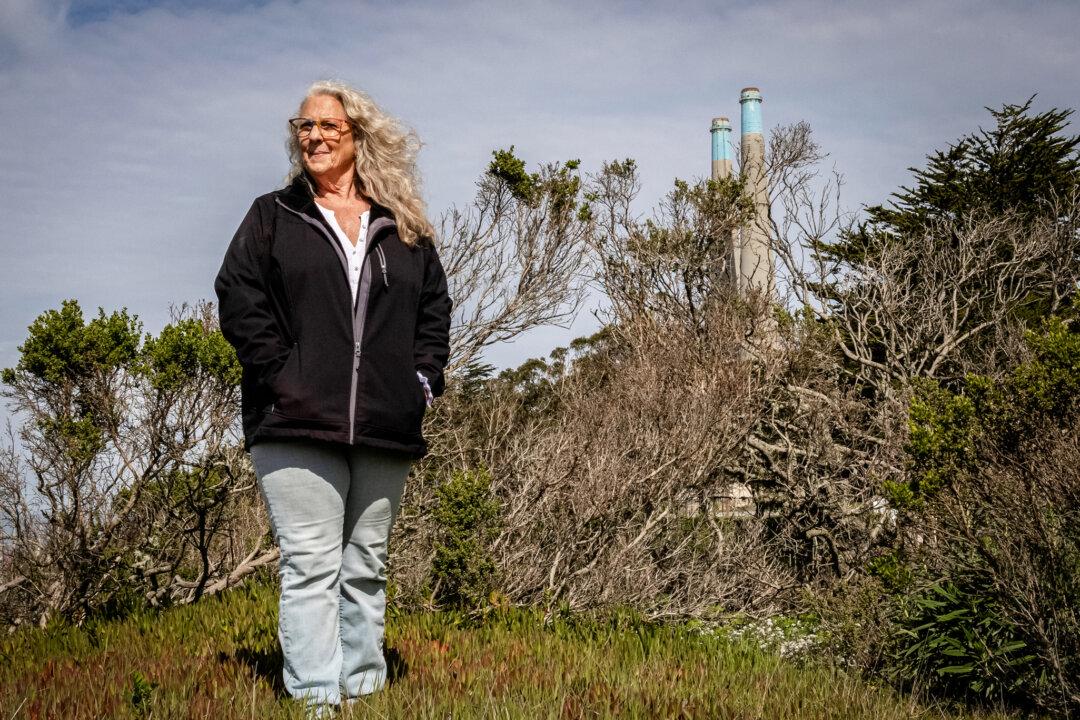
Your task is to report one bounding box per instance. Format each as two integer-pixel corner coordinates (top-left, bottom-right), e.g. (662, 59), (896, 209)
(251, 440), (412, 708)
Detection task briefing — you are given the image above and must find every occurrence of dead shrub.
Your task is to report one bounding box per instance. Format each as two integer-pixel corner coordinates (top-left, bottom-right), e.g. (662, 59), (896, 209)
(395, 299), (828, 617)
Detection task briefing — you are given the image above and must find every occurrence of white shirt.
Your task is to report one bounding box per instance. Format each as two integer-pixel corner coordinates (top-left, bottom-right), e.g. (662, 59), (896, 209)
(314, 202), (369, 306)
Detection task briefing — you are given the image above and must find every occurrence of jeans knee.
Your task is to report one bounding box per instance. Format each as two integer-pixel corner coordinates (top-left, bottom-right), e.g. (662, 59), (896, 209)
(280, 539), (342, 591)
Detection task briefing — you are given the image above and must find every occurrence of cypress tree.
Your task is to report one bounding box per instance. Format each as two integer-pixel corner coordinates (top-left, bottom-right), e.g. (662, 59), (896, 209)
(821, 97), (1079, 268)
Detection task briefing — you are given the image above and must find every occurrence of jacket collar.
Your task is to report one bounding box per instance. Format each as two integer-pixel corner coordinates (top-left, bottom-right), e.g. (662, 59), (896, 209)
(278, 173), (396, 226)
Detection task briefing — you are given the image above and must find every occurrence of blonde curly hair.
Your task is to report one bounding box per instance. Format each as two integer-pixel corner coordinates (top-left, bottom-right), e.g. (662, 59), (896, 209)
(287, 80), (434, 247)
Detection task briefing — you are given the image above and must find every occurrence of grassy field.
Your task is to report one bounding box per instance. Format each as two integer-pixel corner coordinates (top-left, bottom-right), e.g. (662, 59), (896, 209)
(0, 579), (1025, 719)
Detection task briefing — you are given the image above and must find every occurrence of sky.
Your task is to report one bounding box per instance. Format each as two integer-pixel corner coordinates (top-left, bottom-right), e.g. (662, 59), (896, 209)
(1, 0), (1079, 419)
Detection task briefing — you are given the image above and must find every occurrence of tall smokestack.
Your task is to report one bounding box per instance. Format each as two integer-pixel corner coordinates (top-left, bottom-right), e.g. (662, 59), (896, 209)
(710, 116), (732, 180)
(739, 87), (774, 297)
(711, 116), (738, 288)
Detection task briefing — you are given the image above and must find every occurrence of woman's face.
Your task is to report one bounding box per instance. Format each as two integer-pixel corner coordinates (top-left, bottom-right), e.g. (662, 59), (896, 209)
(297, 94), (356, 180)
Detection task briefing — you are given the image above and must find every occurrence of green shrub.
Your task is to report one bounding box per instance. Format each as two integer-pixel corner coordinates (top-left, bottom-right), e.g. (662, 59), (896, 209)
(1, 299), (251, 626)
(430, 468), (501, 609)
(889, 379), (981, 510)
(881, 318), (1080, 714)
(888, 578), (1039, 704)
(129, 670), (156, 717)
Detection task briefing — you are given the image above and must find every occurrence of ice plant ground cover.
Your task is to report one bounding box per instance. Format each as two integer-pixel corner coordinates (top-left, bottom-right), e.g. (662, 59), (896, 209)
(0, 578), (1030, 719)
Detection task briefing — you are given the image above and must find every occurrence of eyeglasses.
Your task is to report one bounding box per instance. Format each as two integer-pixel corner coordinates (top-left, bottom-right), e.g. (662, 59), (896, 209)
(289, 117), (351, 139)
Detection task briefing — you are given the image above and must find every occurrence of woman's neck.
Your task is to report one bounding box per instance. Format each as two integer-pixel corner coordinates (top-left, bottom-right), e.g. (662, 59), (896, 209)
(311, 171), (357, 202)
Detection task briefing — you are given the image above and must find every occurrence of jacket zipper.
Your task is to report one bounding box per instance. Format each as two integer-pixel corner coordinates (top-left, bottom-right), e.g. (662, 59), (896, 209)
(348, 339), (361, 441)
(375, 245), (389, 287)
(348, 220), (395, 441)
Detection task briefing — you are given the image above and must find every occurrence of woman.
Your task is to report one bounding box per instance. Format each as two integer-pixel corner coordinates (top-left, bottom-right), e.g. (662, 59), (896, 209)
(215, 80), (451, 710)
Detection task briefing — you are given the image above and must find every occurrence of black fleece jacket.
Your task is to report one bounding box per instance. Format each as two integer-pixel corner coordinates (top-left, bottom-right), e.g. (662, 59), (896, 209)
(215, 176), (452, 457)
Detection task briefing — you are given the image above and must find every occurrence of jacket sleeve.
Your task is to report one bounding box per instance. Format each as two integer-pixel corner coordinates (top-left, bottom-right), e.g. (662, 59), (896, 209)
(414, 242), (453, 398)
(215, 198), (292, 392)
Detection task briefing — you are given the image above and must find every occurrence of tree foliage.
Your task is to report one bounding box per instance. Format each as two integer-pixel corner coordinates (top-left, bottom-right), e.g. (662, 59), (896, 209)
(826, 97), (1079, 265)
(590, 159), (754, 333)
(0, 302), (268, 625)
(439, 147), (592, 373)
(798, 100), (1080, 394)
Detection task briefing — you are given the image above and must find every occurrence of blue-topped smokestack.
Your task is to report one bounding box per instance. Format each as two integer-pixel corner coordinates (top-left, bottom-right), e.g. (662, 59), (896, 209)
(710, 116), (732, 180)
(739, 87), (763, 135)
(738, 86), (773, 297)
(712, 116), (736, 288)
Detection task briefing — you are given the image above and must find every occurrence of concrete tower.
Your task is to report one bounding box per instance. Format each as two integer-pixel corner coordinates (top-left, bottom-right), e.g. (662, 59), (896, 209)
(710, 116), (738, 289)
(739, 87), (774, 297)
(710, 116), (733, 181)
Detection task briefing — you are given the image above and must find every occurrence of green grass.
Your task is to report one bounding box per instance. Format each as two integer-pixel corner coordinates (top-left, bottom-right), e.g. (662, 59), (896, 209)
(0, 579), (1024, 719)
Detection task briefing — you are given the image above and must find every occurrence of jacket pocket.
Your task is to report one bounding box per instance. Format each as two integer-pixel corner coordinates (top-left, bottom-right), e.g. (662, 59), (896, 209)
(267, 343), (305, 416)
(355, 356), (426, 437)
